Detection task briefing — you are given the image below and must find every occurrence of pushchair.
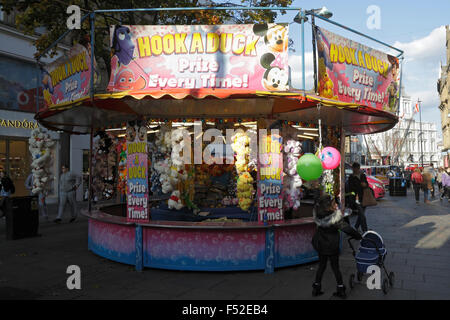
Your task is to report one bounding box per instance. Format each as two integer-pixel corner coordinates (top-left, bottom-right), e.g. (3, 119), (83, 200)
(348, 231), (395, 294)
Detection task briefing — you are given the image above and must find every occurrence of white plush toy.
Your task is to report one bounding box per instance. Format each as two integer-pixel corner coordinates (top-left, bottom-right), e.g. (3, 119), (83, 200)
(29, 127), (55, 195)
(168, 190), (183, 210)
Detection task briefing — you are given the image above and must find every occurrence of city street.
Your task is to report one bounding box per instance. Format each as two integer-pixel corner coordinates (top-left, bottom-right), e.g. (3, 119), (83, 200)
(0, 190), (449, 300)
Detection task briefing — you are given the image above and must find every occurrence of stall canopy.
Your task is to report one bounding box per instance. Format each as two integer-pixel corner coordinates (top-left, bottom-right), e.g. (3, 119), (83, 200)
(35, 88), (397, 135)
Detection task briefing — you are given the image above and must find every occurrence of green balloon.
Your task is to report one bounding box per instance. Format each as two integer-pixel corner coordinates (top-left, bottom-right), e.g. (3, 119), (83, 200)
(296, 153), (323, 181)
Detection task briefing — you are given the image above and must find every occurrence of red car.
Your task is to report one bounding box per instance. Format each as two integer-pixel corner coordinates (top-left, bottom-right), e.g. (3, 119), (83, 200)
(367, 176), (385, 199)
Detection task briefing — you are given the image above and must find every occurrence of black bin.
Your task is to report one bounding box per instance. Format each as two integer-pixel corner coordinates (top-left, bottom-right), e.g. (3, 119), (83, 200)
(389, 178), (407, 196)
(5, 196), (39, 240)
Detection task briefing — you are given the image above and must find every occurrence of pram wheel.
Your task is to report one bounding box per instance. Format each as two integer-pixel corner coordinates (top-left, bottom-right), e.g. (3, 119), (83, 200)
(382, 278), (389, 294)
(349, 274), (355, 289)
(357, 271), (363, 282)
(389, 272), (395, 287)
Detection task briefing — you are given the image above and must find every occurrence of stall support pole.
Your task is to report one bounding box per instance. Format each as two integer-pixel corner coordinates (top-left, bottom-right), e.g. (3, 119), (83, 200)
(135, 225), (143, 271)
(301, 9), (306, 93)
(90, 12), (95, 100)
(339, 127), (346, 209)
(311, 15), (318, 94)
(88, 127), (93, 213)
(264, 226), (275, 274)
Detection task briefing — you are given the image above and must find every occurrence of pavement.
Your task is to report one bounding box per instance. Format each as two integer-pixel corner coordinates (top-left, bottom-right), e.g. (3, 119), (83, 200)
(0, 189), (449, 300)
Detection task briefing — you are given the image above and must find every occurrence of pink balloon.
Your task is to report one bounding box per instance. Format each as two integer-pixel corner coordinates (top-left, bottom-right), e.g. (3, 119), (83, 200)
(319, 147), (341, 170)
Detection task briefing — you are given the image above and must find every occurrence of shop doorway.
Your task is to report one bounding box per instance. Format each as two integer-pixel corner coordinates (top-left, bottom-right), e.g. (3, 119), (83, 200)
(0, 137), (31, 197)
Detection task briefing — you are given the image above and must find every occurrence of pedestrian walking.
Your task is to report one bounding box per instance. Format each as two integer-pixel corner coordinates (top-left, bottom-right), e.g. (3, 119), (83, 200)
(54, 165), (81, 223)
(436, 168), (443, 192)
(422, 169), (433, 204)
(411, 169), (423, 204)
(0, 171), (15, 218)
(440, 169), (450, 202)
(25, 173), (49, 220)
(348, 162), (369, 233)
(0, 170), (15, 197)
(311, 195), (362, 299)
(426, 164), (437, 199)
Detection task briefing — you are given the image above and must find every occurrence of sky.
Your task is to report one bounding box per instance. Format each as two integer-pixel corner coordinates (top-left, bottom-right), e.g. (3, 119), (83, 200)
(271, 0), (449, 138)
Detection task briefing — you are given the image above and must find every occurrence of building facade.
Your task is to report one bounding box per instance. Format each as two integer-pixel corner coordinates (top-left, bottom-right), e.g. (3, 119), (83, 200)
(0, 8), (90, 202)
(365, 92), (441, 167)
(437, 25), (450, 169)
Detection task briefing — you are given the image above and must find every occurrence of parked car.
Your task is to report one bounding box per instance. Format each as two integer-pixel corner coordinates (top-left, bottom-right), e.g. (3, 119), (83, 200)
(367, 176), (385, 199)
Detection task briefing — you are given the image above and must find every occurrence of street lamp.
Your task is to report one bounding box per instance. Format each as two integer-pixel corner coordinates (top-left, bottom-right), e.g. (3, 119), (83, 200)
(293, 6), (333, 23)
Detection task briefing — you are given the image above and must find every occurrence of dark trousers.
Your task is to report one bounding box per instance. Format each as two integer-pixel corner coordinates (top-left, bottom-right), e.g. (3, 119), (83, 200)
(354, 205), (368, 232)
(315, 254), (343, 285)
(413, 183), (421, 201)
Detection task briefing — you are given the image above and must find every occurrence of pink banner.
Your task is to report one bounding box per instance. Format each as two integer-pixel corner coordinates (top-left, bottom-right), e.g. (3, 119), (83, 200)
(42, 43), (93, 108)
(316, 27), (401, 114)
(107, 24), (289, 92)
(126, 122), (149, 222)
(258, 130), (283, 223)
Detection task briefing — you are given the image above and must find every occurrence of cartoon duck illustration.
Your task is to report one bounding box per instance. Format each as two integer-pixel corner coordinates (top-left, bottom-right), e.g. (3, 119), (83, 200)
(318, 58), (337, 100)
(114, 68), (147, 91)
(41, 70), (54, 106)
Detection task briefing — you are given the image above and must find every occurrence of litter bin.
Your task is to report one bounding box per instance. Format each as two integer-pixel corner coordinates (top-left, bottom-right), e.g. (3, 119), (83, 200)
(5, 196), (39, 240)
(389, 178), (407, 197)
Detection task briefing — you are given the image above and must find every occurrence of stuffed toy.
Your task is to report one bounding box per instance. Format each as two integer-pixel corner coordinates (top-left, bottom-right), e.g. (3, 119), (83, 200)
(29, 127), (55, 195)
(282, 139), (303, 210)
(236, 172), (254, 211)
(168, 190), (183, 210)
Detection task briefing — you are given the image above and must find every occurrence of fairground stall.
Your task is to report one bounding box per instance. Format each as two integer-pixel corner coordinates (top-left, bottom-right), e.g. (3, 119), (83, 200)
(34, 6), (402, 272)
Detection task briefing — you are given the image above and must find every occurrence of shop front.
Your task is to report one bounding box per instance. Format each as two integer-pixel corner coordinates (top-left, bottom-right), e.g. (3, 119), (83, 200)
(0, 109), (59, 199)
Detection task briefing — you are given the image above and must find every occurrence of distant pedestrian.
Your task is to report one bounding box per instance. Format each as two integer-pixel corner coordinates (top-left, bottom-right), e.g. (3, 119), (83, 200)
(440, 169), (450, 202)
(436, 168), (443, 192)
(0, 171), (15, 218)
(422, 169), (433, 204)
(25, 173), (48, 220)
(348, 162), (369, 233)
(54, 165), (81, 223)
(311, 195), (362, 299)
(411, 169), (423, 204)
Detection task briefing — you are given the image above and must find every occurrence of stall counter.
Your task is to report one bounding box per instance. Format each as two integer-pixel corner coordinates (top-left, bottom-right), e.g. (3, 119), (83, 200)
(82, 209), (318, 273)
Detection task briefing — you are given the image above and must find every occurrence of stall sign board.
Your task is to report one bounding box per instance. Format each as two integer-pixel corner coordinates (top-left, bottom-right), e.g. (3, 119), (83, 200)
(257, 131), (283, 224)
(315, 27), (401, 114)
(41, 43), (93, 108)
(126, 122), (149, 222)
(107, 24), (289, 92)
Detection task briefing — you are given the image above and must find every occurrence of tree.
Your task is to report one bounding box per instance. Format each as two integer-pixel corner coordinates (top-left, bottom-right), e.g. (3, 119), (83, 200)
(0, 0), (292, 78)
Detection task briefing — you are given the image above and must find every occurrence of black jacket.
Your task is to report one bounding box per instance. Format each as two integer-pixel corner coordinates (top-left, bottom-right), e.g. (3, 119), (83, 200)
(0, 176), (15, 194)
(348, 173), (368, 201)
(312, 209), (362, 256)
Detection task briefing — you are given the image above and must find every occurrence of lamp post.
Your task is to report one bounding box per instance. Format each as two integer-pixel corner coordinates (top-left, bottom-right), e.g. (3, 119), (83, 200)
(294, 7), (333, 93)
(417, 99), (424, 168)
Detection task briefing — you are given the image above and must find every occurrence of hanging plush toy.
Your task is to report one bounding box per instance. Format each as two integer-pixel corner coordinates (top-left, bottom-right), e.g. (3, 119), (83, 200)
(232, 132), (254, 211)
(282, 139), (303, 210)
(29, 127), (55, 195)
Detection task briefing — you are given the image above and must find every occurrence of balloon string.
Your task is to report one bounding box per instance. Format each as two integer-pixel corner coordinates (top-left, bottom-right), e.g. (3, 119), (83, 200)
(318, 118), (323, 152)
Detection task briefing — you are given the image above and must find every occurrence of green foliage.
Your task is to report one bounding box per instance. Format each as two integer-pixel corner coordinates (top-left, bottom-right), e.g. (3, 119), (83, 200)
(0, 0), (292, 76)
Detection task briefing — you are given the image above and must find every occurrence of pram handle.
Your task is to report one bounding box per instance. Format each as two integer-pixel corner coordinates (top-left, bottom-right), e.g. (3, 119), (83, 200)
(347, 237), (382, 256)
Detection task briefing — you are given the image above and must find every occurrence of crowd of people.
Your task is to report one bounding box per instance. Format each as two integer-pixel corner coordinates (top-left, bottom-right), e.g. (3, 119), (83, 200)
(410, 164), (450, 204)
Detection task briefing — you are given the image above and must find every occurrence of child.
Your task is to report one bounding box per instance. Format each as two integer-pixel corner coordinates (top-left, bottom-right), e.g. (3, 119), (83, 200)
(312, 195), (362, 298)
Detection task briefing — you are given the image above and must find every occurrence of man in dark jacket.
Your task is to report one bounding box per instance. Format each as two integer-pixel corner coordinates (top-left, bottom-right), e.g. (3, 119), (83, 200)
(348, 162), (369, 232)
(312, 195), (362, 298)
